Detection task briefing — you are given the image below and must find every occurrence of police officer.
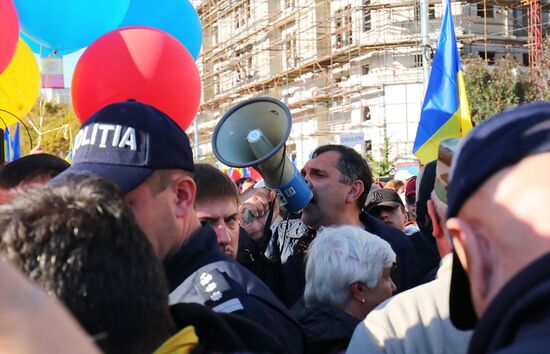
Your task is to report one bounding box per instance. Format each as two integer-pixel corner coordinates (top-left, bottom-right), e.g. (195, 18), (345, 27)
(53, 100), (305, 354)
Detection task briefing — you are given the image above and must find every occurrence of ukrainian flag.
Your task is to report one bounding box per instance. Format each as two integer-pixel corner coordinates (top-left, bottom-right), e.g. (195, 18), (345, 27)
(413, 0), (473, 164)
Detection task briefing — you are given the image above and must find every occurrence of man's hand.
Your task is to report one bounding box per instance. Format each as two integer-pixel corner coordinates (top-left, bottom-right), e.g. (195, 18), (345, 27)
(239, 188), (277, 240)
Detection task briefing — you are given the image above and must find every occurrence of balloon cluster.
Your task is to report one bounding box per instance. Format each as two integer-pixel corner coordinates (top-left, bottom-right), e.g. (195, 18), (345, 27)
(0, 0), (202, 131)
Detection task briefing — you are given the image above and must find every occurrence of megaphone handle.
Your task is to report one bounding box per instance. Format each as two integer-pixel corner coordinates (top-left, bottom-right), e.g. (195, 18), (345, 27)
(259, 201), (276, 254)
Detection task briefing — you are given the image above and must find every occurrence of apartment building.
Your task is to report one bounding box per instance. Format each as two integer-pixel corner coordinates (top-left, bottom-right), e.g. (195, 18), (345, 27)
(190, 0), (546, 167)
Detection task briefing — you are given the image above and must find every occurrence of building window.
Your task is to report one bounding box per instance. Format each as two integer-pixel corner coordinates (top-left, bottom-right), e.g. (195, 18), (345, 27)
(415, 4), (435, 21)
(523, 53), (529, 66)
(363, 106), (371, 121)
(363, 0), (372, 32)
(284, 33), (298, 68)
(285, 0), (295, 10)
(513, 9), (528, 36)
(414, 54), (422, 68)
(365, 139), (372, 155)
(334, 5), (353, 48)
(212, 25), (218, 46)
(214, 74), (220, 95)
(477, 3), (494, 18)
(479, 51), (496, 65)
(362, 63), (370, 75)
(235, 0), (251, 29)
(235, 45), (254, 82)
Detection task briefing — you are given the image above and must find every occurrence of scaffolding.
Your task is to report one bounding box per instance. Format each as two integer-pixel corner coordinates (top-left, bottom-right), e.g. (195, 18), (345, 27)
(190, 0), (547, 165)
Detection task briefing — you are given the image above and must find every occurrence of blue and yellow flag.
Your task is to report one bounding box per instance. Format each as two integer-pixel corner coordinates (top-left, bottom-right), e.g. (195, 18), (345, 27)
(2, 124), (21, 163)
(11, 123), (21, 161)
(413, 0), (473, 164)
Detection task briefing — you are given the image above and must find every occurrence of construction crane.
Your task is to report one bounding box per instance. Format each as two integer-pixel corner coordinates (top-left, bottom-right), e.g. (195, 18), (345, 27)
(524, 0), (543, 72)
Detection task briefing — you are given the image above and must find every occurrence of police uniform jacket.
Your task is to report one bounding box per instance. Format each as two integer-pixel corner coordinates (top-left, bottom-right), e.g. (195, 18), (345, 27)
(164, 224), (305, 354)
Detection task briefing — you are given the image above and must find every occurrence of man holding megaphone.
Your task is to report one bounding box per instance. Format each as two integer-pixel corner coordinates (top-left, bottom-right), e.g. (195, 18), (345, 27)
(213, 98), (419, 308)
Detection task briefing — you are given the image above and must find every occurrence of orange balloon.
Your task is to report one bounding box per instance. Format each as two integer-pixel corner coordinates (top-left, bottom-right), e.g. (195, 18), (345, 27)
(72, 26), (201, 130)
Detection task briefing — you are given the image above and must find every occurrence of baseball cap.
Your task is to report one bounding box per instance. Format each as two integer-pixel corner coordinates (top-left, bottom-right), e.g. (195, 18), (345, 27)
(365, 188), (404, 212)
(52, 100), (194, 194)
(405, 176), (416, 198)
(447, 101), (550, 330)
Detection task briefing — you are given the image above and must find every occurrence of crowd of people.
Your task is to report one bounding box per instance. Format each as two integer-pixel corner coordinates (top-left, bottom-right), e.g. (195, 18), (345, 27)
(0, 99), (548, 354)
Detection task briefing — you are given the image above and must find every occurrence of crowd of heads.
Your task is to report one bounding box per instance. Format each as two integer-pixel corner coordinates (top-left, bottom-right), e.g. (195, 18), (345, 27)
(0, 99), (548, 354)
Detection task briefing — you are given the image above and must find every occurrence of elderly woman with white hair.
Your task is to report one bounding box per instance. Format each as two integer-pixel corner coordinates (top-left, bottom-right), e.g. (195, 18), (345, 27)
(292, 225), (396, 354)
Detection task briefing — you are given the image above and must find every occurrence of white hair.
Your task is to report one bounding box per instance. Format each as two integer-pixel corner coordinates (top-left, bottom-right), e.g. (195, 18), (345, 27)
(304, 225), (396, 310)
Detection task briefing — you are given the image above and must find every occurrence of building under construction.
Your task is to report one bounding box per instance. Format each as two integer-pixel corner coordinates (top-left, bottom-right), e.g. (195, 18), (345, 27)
(190, 0), (549, 167)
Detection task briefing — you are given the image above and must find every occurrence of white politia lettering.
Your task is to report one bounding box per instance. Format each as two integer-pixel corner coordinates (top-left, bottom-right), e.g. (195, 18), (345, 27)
(97, 124), (115, 148)
(118, 127), (137, 151)
(112, 125), (122, 147)
(74, 129), (83, 151)
(81, 126), (91, 146)
(90, 123), (99, 145)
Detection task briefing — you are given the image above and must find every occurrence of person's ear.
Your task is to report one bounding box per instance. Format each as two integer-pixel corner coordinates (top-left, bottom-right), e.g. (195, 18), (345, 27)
(346, 180), (365, 204)
(350, 281), (368, 303)
(446, 217), (491, 309)
(172, 175), (196, 218)
(427, 199), (442, 238)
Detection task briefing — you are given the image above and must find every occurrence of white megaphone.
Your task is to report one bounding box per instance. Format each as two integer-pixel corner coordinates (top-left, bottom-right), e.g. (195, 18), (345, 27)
(212, 97), (312, 213)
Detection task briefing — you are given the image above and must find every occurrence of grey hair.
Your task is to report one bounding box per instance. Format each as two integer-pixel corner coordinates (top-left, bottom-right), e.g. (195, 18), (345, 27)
(304, 225), (396, 310)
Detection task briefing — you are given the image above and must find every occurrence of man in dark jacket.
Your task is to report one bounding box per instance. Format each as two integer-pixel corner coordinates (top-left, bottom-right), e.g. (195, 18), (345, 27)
(240, 144), (418, 307)
(445, 102), (550, 353)
(52, 100), (304, 354)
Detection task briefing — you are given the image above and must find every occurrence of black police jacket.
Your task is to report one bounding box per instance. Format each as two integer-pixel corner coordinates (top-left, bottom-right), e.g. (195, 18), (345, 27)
(164, 224), (305, 354)
(467, 252), (550, 354)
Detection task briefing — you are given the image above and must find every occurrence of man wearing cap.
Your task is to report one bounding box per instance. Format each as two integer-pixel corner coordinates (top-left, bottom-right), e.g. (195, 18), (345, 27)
(347, 138), (472, 354)
(53, 100), (304, 354)
(445, 102), (550, 353)
(365, 189), (410, 233)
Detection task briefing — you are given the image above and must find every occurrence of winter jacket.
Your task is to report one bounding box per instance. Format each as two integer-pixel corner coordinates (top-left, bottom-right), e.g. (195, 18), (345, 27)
(293, 302), (360, 354)
(467, 252), (550, 354)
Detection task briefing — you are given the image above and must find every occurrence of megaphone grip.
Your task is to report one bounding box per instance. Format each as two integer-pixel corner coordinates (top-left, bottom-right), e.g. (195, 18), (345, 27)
(267, 169), (312, 213)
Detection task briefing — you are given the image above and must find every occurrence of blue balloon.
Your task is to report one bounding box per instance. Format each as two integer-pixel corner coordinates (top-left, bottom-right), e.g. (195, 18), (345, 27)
(15, 0), (130, 52)
(119, 0), (202, 60)
(20, 33), (76, 57)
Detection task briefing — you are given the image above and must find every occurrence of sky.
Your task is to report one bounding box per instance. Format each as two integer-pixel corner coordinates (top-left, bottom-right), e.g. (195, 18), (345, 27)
(62, 49), (84, 88)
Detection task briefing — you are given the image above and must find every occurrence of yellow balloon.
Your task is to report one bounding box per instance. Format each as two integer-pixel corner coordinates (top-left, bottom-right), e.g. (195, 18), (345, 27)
(0, 38), (40, 127)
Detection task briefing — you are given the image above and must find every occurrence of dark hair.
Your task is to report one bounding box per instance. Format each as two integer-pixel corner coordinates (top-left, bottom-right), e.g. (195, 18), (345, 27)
(0, 175), (175, 354)
(312, 144), (373, 208)
(193, 163), (239, 206)
(0, 154), (70, 189)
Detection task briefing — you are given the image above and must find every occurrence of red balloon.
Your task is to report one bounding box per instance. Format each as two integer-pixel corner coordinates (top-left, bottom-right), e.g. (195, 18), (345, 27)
(0, 0), (19, 75)
(72, 26), (201, 130)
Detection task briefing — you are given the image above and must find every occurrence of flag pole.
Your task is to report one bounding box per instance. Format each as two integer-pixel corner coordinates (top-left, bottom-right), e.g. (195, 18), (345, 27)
(421, 0), (430, 93)
(0, 128), (4, 165)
